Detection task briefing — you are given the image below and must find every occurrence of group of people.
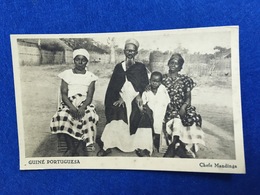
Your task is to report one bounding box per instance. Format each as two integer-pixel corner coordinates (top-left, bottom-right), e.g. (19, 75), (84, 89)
(50, 38), (205, 158)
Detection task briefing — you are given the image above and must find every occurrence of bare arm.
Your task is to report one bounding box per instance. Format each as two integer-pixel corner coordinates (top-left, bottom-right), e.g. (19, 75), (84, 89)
(61, 80), (77, 110)
(81, 81), (95, 109)
(77, 81), (96, 118)
(184, 91), (191, 106)
(135, 93), (143, 110)
(179, 91), (191, 117)
(60, 80), (78, 117)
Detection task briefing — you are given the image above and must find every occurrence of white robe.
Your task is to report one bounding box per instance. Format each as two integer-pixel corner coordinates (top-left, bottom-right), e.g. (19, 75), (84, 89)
(101, 62), (139, 152)
(132, 85), (170, 155)
(142, 85), (170, 134)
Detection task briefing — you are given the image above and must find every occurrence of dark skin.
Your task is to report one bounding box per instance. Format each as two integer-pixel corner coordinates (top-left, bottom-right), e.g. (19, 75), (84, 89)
(163, 57), (196, 158)
(60, 55), (96, 120)
(167, 58), (191, 118)
(150, 75), (161, 94)
(97, 43), (143, 157)
(139, 74), (162, 112)
(60, 54), (97, 156)
(113, 43), (143, 109)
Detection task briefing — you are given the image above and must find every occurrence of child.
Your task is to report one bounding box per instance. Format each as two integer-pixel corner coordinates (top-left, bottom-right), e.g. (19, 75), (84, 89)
(134, 71), (170, 157)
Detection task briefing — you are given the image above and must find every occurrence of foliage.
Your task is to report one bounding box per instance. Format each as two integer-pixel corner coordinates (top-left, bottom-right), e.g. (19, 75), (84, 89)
(60, 38), (109, 54)
(40, 42), (64, 51)
(214, 46), (231, 58)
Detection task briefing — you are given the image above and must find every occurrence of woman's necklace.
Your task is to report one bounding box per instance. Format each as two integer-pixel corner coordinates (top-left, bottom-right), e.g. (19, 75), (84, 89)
(73, 68), (86, 74)
(168, 72), (179, 81)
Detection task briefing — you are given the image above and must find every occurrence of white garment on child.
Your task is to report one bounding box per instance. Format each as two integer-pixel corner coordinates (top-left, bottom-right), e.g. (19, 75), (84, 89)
(142, 84), (170, 134)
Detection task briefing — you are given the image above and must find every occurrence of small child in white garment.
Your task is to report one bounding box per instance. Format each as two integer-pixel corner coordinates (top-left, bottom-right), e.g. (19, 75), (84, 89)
(134, 71), (170, 156)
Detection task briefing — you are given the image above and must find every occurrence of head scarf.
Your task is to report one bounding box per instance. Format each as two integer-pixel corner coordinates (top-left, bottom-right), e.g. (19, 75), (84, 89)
(168, 53), (184, 67)
(125, 38), (139, 49)
(73, 49), (90, 61)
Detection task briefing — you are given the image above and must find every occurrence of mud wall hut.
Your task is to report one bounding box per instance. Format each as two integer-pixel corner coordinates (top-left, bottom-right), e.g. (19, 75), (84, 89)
(17, 39), (73, 66)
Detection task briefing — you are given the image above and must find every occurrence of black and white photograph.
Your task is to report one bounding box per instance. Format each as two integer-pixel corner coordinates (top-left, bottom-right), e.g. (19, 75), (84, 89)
(11, 26), (245, 173)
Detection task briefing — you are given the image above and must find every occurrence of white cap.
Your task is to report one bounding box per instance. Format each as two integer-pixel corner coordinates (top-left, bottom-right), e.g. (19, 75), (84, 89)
(73, 48), (90, 61)
(125, 38), (139, 49)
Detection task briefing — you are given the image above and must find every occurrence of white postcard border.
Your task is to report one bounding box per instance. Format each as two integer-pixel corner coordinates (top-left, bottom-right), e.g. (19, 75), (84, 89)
(11, 26), (245, 173)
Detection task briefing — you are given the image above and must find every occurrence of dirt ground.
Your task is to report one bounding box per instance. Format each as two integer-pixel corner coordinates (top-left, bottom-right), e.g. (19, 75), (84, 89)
(18, 64), (235, 159)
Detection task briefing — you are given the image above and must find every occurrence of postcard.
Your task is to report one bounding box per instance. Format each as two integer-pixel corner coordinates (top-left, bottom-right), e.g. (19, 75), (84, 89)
(11, 26), (245, 173)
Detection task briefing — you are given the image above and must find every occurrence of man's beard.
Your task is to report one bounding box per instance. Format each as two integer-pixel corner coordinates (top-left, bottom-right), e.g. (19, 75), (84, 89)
(126, 58), (135, 67)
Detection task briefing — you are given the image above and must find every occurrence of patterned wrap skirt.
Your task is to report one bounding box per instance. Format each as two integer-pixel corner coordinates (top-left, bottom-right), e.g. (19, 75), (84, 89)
(50, 94), (99, 146)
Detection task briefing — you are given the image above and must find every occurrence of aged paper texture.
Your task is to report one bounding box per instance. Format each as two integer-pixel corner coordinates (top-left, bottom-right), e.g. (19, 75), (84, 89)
(11, 26), (245, 173)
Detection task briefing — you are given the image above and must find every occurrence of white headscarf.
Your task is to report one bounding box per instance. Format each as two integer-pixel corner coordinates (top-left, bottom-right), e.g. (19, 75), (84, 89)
(73, 49), (90, 61)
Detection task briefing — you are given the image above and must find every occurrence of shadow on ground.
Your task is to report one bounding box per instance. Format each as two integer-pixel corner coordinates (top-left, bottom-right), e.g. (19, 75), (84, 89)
(31, 100), (233, 159)
(32, 100), (163, 158)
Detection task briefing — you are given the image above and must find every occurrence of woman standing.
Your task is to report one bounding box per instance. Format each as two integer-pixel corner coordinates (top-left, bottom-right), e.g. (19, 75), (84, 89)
(50, 48), (99, 156)
(162, 53), (205, 158)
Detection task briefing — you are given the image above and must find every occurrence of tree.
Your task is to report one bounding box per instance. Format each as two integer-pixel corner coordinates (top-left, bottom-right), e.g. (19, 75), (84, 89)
(214, 46), (230, 58)
(60, 38), (109, 54)
(60, 38), (95, 50)
(174, 43), (189, 55)
(107, 37), (116, 64)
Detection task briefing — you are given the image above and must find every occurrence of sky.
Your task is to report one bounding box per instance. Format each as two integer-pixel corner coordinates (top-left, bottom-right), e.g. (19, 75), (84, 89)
(15, 27), (233, 54)
(92, 28), (231, 54)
